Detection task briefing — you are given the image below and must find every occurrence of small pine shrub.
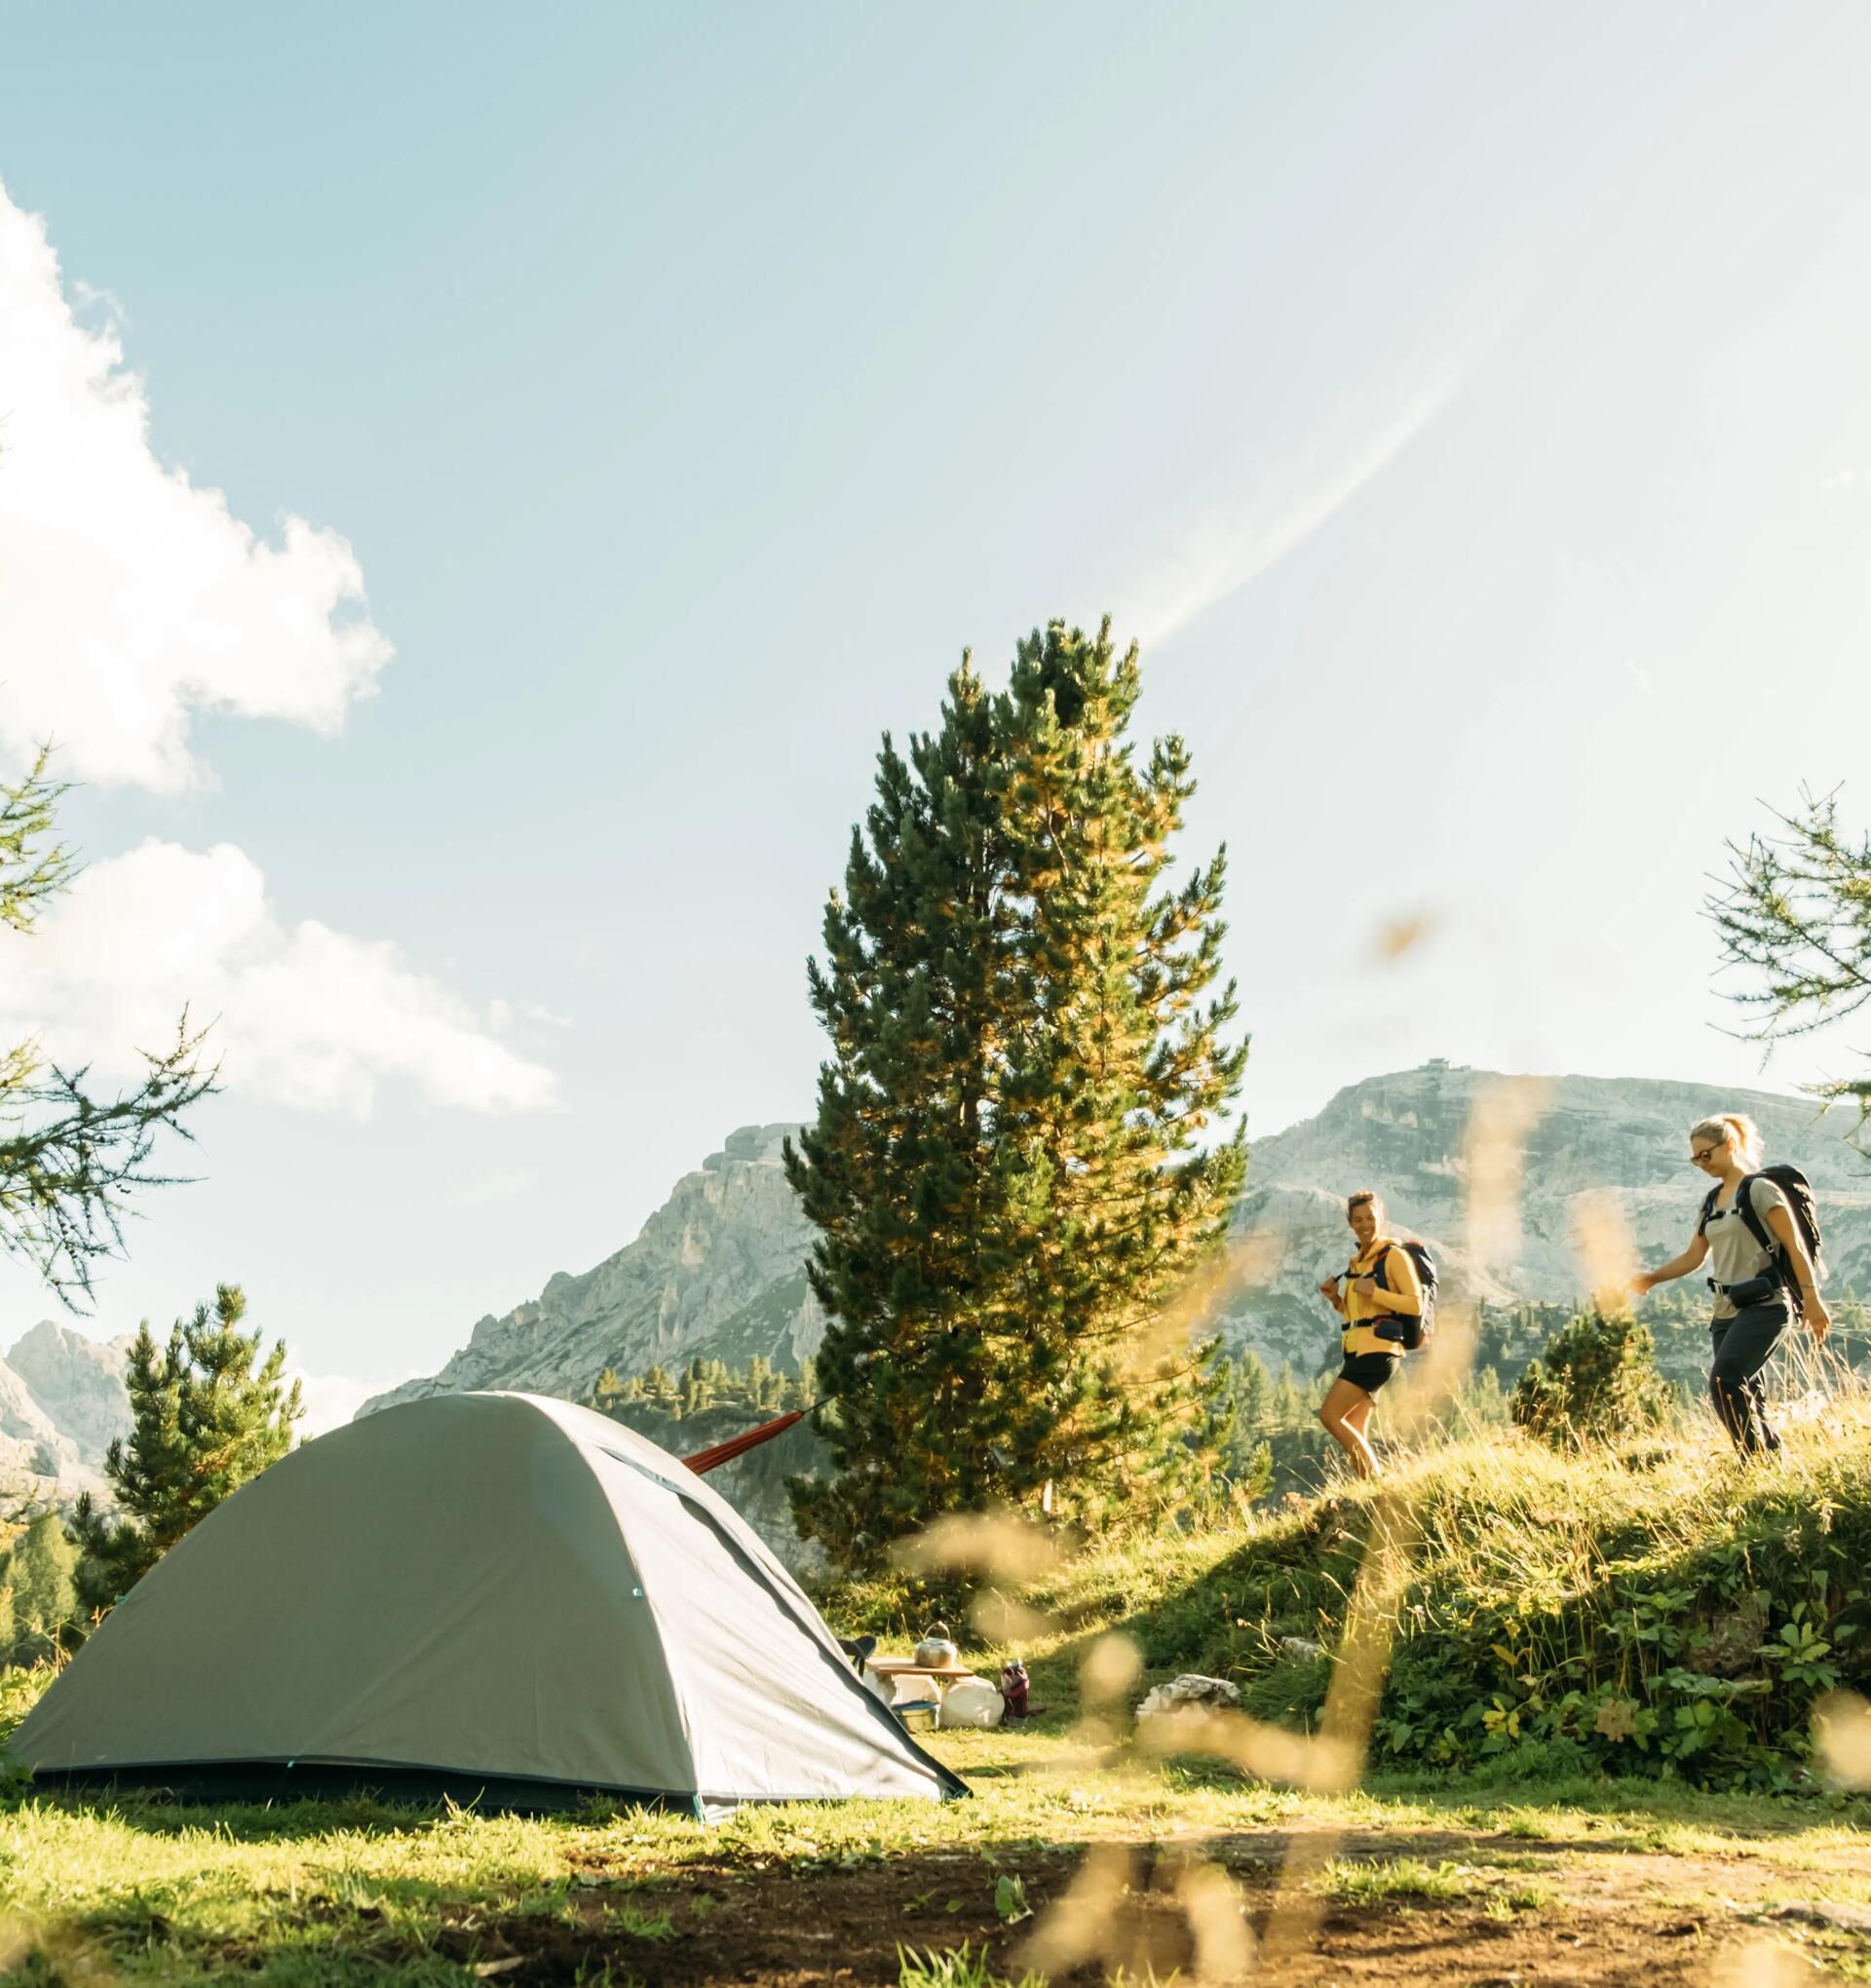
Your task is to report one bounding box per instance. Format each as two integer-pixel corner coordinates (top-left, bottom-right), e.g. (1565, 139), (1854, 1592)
(1509, 1308), (1670, 1451)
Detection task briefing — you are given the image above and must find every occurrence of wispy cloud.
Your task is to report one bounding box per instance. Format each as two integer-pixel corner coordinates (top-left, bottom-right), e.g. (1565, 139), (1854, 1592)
(1114, 308), (1509, 647)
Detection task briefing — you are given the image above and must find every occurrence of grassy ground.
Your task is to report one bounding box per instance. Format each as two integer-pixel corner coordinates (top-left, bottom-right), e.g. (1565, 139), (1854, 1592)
(4, 1690), (1869, 1984)
(6, 1396), (1871, 1984)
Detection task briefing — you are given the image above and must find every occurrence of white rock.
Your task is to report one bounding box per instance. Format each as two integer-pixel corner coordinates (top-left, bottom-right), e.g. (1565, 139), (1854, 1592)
(1136, 1674), (1241, 1719)
(1279, 1636), (1325, 1662)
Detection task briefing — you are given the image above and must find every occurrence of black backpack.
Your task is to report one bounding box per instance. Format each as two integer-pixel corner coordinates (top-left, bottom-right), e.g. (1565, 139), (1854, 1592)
(1699, 1166), (1823, 1317)
(1359, 1239), (1438, 1351)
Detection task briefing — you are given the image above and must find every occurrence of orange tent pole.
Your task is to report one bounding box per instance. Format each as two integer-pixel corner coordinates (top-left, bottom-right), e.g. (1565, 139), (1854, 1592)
(681, 1407), (808, 1475)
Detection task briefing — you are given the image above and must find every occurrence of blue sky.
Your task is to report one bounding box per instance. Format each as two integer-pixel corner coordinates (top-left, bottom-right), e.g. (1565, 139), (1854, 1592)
(3, 4), (1869, 1415)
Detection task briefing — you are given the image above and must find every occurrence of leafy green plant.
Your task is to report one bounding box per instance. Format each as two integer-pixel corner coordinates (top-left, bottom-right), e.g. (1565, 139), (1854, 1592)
(1756, 1605), (1839, 1692)
(992, 1873), (1031, 1925)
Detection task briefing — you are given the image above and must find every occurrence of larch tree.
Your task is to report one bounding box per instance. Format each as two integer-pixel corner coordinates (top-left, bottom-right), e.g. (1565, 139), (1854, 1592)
(69, 1283), (303, 1613)
(786, 622), (1246, 1567)
(1708, 789), (1871, 1141)
(1, 746), (215, 1305)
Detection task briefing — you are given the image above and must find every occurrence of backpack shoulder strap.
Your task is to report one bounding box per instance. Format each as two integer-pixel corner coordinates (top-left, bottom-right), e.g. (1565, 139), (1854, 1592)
(1698, 1184), (1720, 1233)
(1368, 1248), (1390, 1291)
(1733, 1173), (1778, 1257)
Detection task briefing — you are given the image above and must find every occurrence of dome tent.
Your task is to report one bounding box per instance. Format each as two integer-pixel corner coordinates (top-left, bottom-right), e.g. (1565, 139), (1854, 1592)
(11, 1392), (965, 1818)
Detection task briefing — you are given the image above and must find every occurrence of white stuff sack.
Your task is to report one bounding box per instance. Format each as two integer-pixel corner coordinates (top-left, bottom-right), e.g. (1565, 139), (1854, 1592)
(937, 1678), (1005, 1730)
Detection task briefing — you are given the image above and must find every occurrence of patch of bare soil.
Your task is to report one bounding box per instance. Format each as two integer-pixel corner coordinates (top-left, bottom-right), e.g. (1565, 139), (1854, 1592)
(422, 1824), (1861, 1985)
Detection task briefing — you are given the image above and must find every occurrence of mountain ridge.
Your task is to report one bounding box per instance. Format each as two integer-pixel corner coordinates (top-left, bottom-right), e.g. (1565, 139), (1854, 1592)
(359, 1063), (1871, 1420)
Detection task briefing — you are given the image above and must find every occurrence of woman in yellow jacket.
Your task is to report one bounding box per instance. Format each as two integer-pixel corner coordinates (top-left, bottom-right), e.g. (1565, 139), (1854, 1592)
(1315, 1188), (1423, 1478)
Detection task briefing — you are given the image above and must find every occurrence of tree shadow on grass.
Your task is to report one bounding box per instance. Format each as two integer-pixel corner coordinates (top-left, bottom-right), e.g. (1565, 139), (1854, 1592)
(9, 1825), (1793, 1987)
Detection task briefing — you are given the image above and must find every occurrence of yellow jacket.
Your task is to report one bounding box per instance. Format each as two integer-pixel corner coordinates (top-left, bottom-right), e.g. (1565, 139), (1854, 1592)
(1340, 1238), (1423, 1356)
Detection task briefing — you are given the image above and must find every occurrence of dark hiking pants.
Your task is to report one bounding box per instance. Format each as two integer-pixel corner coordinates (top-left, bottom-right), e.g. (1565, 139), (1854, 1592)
(1709, 1301), (1789, 1455)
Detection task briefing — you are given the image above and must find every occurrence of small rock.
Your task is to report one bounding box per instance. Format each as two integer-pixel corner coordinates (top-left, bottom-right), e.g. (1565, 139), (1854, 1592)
(1279, 1636), (1325, 1663)
(1765, 1900), (1871, 1933)
(1136, 1673), (1241, 1719)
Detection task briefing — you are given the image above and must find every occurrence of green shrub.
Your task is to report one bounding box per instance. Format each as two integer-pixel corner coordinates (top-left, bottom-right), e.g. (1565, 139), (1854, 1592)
(1509, 1308), (1670, 1451)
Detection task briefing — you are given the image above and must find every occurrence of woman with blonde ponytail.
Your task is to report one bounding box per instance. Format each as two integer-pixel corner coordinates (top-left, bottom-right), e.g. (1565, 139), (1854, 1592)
(1632, 1113), (1830, 1455)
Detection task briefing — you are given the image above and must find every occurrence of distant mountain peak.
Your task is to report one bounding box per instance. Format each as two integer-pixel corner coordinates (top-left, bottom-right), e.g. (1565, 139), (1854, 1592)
(358, 1124), (818, 1418)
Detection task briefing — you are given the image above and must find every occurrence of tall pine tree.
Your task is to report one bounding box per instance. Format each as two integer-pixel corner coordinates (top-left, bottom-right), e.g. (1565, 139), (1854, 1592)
(69, 1283), (303, 1613)
(786, 622), (1245, 1565)
(785, 661), (1019, 1563)
(993, 622), (1246, 1524)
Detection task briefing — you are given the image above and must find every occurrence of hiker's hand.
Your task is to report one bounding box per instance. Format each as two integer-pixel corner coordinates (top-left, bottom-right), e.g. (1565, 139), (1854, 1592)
(1317, 1276), (1340, 1298)
(1628, 1272), (1655, 1301)
(1809, 1296), (1832, 1343)
(1351, 1277), (1377, 1301)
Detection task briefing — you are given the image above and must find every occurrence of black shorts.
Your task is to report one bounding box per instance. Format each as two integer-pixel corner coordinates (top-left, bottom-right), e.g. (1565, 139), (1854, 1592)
(1339, 1351), (1401, 1395)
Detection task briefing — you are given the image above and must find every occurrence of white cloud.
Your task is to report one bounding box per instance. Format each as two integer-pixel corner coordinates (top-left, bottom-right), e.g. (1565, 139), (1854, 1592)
(289, 1361), (408, 1438)
(0, 839), (555, 1117)
(0, 180), (391, 790)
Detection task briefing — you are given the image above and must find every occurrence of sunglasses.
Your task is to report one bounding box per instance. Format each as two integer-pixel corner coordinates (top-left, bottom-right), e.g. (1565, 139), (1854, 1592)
(1690, 1146), (1722, 1165)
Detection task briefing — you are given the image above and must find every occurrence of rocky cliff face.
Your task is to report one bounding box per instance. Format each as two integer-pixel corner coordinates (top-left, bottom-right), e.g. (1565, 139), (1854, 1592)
(7, 1322), (134, 1463)
(359, 1125), (823, 1416)
(0, 1323), (130, 1502)
(364, 1069), (1871, 1429)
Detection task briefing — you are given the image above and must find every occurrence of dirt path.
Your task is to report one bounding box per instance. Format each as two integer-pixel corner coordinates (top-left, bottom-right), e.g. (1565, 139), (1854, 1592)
(426, 1824), (1867, 1984)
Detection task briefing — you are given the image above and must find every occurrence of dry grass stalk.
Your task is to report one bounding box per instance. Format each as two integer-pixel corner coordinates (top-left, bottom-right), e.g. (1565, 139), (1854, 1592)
(1570, 1186), (1639, 1312)
(1015, 1842), (1135, 1976)
(1463, 1074), (1551, 1269)
(1081, 1632), (1144, 1708)
(1812, 1688), (1871, 1790)
(893, 1509), (1059, 1584)
(1706, 1936), (1833, 1984)
(1175, 1857), (1256, 1981)
(1372, 912), (1436, 961)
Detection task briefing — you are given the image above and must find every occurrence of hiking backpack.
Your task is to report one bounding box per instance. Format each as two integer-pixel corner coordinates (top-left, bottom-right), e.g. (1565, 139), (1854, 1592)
(1363, 1239), (1438, 1351)
(1698, 1166), (1823, 1318)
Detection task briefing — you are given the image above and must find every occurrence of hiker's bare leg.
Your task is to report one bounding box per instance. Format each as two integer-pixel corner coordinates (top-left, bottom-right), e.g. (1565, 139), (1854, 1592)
(1319, 1378), (1380, 1478)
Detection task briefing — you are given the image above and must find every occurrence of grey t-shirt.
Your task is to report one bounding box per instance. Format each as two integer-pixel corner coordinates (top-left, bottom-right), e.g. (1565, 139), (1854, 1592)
(1703, 1176), (1789, 1319)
